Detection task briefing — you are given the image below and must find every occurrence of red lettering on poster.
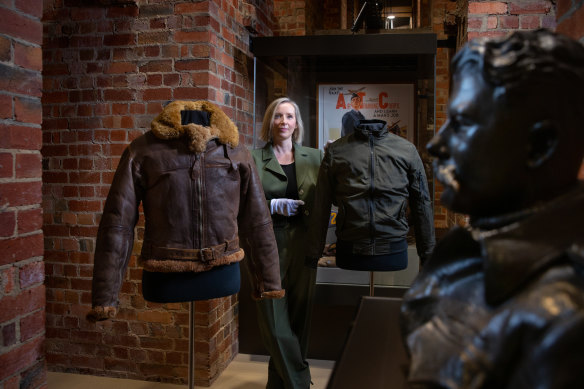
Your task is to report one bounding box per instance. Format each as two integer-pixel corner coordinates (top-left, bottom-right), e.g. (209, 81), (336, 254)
(336, 94), (347, 109)
(379, 92), (388, 109)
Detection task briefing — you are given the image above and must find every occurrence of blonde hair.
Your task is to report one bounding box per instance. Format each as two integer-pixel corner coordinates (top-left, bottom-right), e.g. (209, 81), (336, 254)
(259, 97), (304, 145)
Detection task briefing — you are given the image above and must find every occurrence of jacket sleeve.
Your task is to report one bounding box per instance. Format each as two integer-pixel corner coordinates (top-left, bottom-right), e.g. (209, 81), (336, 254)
(249, 149), (274, 213)
(407, 147), (435, 265)
(237, 148), (284, 300)
(306, 148), (334, 261)
(87, 146), (142, 322)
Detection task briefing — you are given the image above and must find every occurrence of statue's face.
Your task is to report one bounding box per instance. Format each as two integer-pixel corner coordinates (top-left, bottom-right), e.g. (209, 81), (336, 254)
(427, 67), (530, 217)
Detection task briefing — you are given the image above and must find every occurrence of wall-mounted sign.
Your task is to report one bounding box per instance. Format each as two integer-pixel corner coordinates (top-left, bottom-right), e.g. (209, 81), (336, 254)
(317, 83), (414, 150)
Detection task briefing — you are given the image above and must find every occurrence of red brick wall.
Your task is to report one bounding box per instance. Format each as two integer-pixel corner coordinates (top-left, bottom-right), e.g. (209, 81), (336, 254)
(42, 0), (260, 385)
(432, 0), (461, 229)
(556, 0), (584, 180)
(0, 1), (46, 388)
(242, 1), (274, 37)
(273, 0), (307, 36)
(468, 0), (556, 40)
(322, 0), (342, 30)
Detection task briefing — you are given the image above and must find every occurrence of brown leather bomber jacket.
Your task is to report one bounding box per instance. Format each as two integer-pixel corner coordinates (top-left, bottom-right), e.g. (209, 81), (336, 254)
(89, 101), (284, 321)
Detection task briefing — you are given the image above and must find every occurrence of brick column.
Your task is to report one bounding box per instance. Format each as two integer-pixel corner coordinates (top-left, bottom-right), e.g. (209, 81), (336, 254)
(432, 0), (465, 229)
(0, 1), (45, 388)
(42, 0), (260, 386)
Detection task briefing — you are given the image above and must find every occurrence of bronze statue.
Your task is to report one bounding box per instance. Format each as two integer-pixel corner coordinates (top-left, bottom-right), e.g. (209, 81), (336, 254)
(400, 29), (584, 388)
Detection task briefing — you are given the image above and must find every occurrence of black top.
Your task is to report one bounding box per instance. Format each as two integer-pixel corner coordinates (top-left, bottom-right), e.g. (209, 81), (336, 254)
(281, 162), (299, 200)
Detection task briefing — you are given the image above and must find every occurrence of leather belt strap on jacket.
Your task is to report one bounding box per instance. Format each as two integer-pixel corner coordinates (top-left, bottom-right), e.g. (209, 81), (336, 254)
(141, 238), (240, 263)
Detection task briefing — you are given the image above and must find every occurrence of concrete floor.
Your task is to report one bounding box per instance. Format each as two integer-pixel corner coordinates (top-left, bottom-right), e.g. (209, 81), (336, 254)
(47, 354), (335, 389)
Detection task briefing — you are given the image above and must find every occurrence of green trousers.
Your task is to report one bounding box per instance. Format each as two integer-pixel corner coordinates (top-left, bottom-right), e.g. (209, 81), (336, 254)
(255, 223), (317, 389)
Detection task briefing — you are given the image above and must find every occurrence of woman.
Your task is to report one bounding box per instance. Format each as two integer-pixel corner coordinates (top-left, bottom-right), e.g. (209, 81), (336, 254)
(251, 97), (323, 389)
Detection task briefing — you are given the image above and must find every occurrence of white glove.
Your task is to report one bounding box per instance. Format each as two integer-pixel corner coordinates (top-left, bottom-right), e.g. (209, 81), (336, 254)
(324, 139), (334, 152)
(270, 199), (305, 217)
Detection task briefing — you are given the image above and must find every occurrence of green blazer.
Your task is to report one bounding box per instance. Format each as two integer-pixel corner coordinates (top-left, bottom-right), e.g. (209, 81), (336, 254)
(251, 143), (323, 228)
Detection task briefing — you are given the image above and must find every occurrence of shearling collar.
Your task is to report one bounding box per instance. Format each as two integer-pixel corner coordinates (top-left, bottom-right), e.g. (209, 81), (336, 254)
(151, 100), (239, 153)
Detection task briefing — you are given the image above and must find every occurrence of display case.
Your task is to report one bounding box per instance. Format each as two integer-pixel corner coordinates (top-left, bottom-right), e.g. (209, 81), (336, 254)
(240, 32), (437, 359)
(251, 32), (436, 289)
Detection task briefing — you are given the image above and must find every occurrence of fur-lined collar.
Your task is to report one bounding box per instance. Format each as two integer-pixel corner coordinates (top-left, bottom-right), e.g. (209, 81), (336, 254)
(151, 100), (239, 153)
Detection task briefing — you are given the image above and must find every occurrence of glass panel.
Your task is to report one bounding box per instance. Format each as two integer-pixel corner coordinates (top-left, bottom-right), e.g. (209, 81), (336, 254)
(253, 39), (435, 290)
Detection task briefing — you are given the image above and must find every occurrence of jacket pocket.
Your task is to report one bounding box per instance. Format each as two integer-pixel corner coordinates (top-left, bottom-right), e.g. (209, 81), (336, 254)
(399, 198), (408, 219)
(146, 163), (190, 190)
(205, 162), (239, 181)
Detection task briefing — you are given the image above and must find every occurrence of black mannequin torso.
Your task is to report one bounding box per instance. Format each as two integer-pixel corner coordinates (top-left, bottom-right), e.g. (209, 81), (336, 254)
(142, 263), (240, 303)
(141, 109), (241, 303)
(335, 239), (408, 271)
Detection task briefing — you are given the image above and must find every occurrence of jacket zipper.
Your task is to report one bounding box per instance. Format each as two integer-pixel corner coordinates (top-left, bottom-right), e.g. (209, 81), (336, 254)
(191, 155), (196, 247)
(197, 153), (204, 248)
(192, 153), (204, 248)
(369, 134), (375, 243)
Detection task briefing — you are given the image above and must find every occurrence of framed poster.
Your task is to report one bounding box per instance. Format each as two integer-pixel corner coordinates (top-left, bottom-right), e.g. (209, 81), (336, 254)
(317, 83), (415, 150)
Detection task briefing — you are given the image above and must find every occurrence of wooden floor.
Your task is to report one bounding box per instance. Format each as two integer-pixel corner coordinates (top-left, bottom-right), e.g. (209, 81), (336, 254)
(47, 354), (335, 389)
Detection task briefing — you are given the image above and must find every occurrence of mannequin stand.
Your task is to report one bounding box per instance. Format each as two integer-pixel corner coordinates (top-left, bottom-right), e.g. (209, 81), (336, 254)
(335, 239), (409, 298)
(142, 263), (241, 388)
(188, 301), (196, 389)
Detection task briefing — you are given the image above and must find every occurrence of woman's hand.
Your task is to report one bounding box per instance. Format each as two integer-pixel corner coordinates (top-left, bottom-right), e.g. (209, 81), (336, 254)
(324, 139), (334, 152)
(270, 199), (305, 216)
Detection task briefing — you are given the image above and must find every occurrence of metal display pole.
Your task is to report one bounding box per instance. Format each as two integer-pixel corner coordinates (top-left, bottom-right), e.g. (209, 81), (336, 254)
(188, 301), (195, 389)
